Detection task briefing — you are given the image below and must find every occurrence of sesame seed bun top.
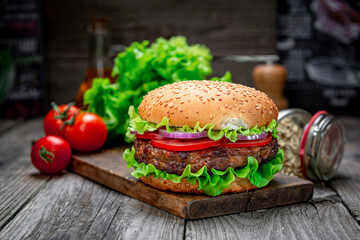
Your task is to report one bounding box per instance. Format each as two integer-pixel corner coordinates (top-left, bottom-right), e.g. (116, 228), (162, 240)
(138, 80), (278, 130)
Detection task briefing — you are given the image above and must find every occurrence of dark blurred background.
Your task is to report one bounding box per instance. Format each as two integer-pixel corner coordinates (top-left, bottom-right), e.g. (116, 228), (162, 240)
(1, 0), (360, 117)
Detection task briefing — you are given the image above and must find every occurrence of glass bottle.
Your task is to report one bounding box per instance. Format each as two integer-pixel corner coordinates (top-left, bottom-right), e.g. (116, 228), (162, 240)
(75, 18), (115, 107)
(277, 109), (345, 181)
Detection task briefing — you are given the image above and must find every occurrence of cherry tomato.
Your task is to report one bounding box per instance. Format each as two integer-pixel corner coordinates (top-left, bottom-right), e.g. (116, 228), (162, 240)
(31, 135), (72, 174)
(220, 134), (272, 148)
(151, 138), (225, 151)
(64, 112), (107, 152)
(43, 102), (79, 137)
(135, 131), (166, 140)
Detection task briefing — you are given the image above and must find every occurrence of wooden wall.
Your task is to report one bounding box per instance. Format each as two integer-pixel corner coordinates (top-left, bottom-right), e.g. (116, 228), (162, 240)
(44, 0), (276, 105)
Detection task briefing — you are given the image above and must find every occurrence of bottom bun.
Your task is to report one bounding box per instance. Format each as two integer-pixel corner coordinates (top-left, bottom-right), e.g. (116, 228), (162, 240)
(140, 175), (257, 195)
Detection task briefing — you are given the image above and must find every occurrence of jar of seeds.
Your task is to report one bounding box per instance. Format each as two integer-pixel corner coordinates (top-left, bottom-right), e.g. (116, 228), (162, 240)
(277, 109), (345, 181)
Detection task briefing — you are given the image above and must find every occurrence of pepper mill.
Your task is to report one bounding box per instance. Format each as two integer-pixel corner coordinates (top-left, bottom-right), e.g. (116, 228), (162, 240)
(252, 62), (289, 110)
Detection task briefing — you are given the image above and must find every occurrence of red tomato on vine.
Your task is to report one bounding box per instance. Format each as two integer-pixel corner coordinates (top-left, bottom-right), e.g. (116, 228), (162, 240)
(64, 112), (107, 152)
(43, 102), (79, 137)
(31, 136), (72, 174)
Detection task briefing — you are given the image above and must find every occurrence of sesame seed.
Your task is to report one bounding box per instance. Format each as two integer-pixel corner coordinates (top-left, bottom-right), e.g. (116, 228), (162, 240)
(210, 115), (213, 119)
(185, 114), (188, 119)
(195, 110), (199, 114)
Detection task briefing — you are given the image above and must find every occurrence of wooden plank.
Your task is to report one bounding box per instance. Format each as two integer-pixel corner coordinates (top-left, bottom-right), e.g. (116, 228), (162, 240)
(69, 147), (314, 219)
(0, 173), (184, 240)
(185, 197), (360, 240)
(311, 182), (337, 203)
(0, 118), (51, 230)
(0, 118), (44, 172)
(329, 141), (360, 222)
(338, 116), (360, 142)
(327, 117), (360, 222)
(44, 0), (276, 102)
(45, 0), (276, 58)
(46, 58), (87, 105)
(0, 119), (23, 135)
(0, 166), (50, 230)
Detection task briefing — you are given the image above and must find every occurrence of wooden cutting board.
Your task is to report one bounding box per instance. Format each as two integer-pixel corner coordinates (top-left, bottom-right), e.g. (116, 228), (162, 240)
(69, 146), (314, 219)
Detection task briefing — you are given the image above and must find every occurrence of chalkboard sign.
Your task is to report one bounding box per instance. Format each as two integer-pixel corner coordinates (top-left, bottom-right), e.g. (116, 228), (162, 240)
(0, 0), (45, 118)
(276, 0), (360, 116)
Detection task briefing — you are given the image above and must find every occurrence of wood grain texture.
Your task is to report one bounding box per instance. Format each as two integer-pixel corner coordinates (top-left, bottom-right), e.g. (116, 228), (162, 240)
(311, 182), (337, 203)
(0, 173), (184, 240)
(43, 0), (275, 104)
(339, 116), (360, 142)
(185, 198), (360, 240)
(0, 119), (23, 135)
(44, 0), (276, 58)
(0, 117), (360, 239)
(69, 147), (313, 219)
(0, 118), (51, 230)
(329, 141), (360, 222)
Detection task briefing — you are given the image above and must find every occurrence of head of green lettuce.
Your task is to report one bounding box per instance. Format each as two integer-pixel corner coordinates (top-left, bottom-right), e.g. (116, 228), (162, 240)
(123, 80), (284, 197)
(83, 36), (232, 142)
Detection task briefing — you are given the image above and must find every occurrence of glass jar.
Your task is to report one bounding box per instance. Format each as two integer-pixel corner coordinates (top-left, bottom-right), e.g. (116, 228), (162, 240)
(75, 18), (115, 108)
(277, 108), (345, 181)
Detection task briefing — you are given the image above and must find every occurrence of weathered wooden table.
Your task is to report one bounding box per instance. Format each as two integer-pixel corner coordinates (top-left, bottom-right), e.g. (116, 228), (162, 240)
(0, 117), (359, 239)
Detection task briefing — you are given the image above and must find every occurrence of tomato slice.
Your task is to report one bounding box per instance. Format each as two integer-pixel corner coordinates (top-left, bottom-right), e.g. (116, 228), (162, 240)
(135, 131), (165, 140)
(220, 134), (272, 148)
(151, 138), (225, 151)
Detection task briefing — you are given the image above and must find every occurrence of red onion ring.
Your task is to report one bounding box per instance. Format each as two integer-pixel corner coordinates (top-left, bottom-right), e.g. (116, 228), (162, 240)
(236, 132), (268, 140)
(159, 129), (208, 139)
(133, 130), (269, 141)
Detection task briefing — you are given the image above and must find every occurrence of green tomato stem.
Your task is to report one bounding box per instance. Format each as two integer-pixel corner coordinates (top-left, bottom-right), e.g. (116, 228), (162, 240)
(39, 146), (55, 165)
(53, 102), (75, 120)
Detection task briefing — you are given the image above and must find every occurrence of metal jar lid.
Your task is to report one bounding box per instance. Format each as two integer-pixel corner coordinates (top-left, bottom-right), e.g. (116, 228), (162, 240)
(278, 109), (345, 181)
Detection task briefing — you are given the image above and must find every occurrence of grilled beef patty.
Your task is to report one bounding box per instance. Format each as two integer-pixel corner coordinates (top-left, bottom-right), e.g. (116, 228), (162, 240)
(134, 138), (279, 175)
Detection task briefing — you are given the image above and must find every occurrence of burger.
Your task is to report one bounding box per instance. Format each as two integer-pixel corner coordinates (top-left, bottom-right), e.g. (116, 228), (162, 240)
(123, 80), (284, 196)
